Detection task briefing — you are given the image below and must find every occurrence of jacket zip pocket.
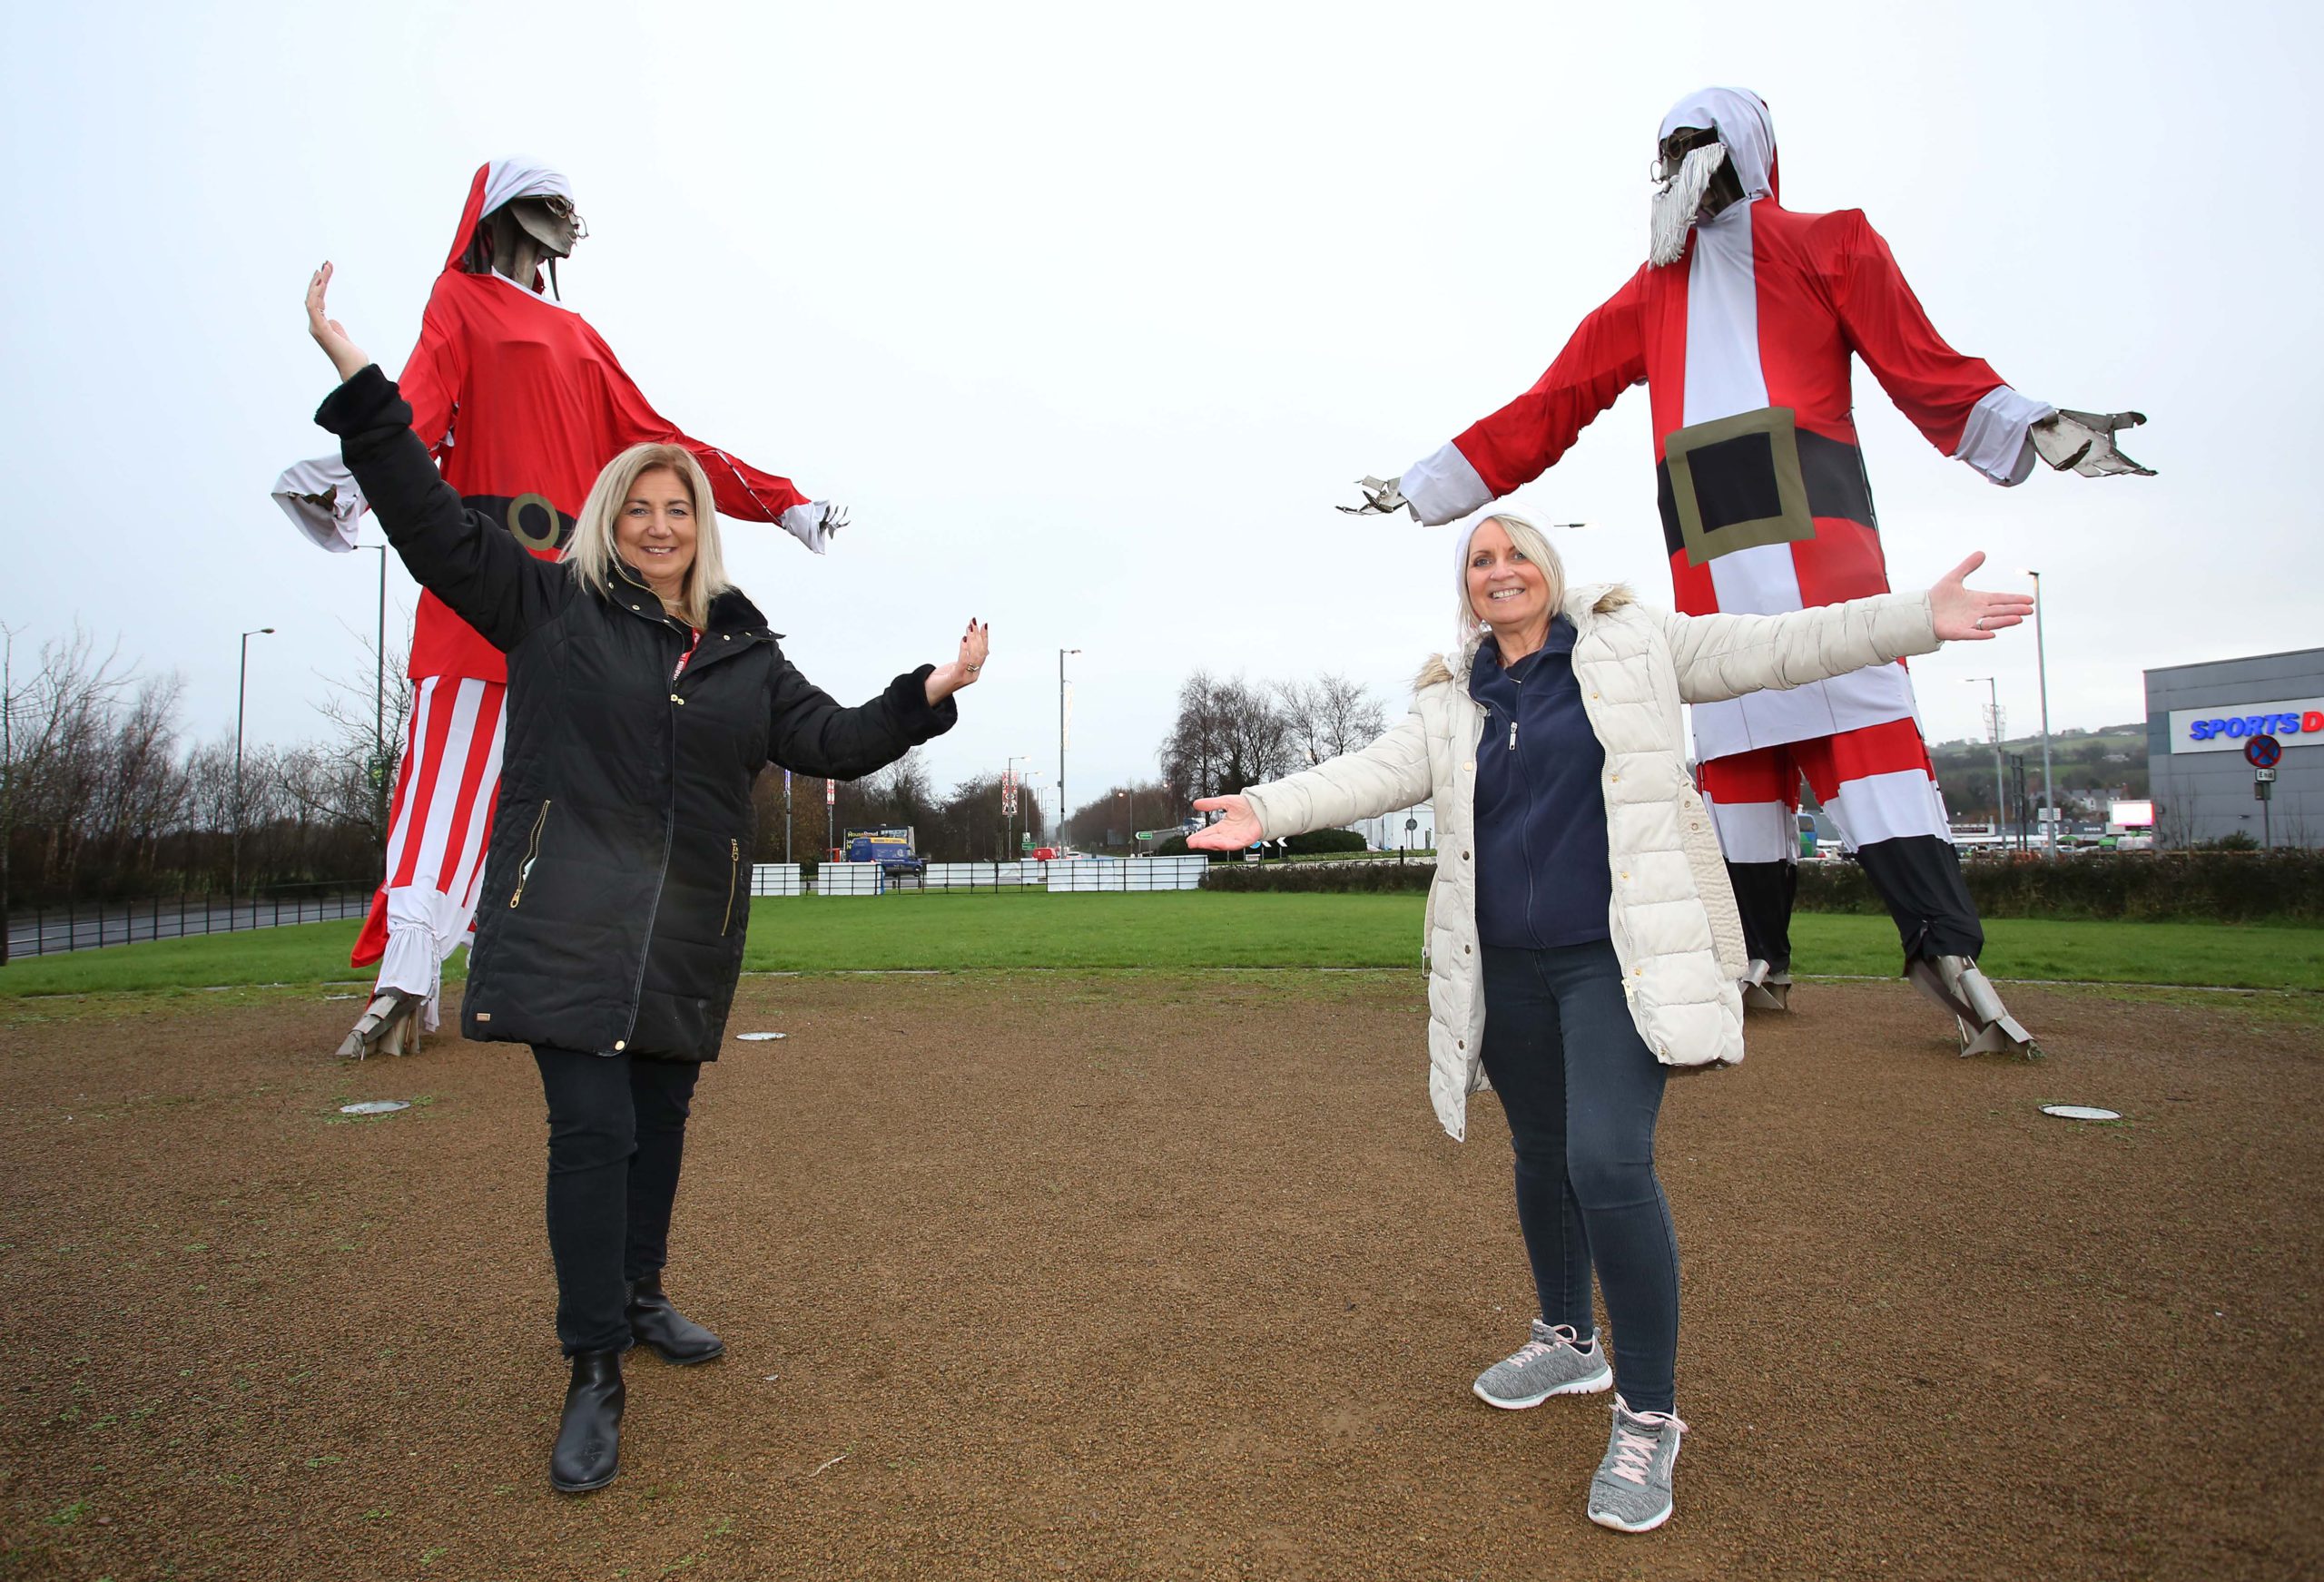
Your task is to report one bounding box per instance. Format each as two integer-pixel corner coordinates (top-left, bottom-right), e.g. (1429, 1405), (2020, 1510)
(508, 800), (553, 909)
(721, 839), (741, 936)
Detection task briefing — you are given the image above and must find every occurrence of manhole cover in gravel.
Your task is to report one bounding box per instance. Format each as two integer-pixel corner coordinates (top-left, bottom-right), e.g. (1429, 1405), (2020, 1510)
(2040, 1104), (2121, 1122)
(734, 1032), (788, 1042)
(339, 1100), (410, 1115)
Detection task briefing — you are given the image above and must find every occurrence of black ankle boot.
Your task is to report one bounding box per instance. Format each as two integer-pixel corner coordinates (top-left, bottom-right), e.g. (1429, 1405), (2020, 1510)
(625, 1273), (724, 1364)
(549, 1349), (625, 1494)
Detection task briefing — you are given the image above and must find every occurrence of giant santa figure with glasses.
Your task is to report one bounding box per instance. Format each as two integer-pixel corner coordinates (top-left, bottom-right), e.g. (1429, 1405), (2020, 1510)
(274, 158), (843, 1059)
(1347, 88), (2152, 1055)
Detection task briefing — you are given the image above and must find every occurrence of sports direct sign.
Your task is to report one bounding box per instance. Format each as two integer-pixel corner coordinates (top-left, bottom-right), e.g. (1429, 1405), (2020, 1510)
(2168, 697), (2324, 753)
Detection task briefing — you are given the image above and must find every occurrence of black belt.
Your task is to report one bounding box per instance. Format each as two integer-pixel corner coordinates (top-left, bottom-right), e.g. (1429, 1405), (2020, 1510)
(1655, 407), (1876, 565)
(464, 492), (579, 555)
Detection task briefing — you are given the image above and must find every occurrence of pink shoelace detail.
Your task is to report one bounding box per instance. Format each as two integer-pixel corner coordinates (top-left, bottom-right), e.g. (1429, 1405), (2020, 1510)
(1512, 1323), (1587, 1366)
(1607, 1401), (1689, 1487)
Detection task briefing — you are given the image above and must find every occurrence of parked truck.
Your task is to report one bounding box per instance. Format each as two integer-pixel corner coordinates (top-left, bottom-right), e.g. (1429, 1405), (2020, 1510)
(842, 827), (926, 880)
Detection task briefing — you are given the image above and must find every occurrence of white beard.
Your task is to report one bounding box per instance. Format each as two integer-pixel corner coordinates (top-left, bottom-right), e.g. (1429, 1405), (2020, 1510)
(1649, 142), (1729, 268)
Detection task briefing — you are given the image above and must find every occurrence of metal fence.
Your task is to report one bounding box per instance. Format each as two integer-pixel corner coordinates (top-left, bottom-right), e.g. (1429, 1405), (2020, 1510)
(748, 863), (806, 898)
(4, 884), (374, 960)
(816, 861), (886, 897)
(1047, 857), (1207, 892)
(923, 861), (1047, 890)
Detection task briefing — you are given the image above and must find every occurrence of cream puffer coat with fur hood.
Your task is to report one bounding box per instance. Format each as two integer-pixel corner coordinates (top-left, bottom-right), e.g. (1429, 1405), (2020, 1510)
(1238, 582), (1941, 1141)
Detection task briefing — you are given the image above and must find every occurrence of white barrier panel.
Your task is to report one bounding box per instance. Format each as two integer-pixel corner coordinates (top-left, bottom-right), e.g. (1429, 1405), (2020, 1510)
(749, 863), (805, 898)
(1046, 857), (1206, 892)
(922, 861), (1042, 889)
(816, 861), (885, 897)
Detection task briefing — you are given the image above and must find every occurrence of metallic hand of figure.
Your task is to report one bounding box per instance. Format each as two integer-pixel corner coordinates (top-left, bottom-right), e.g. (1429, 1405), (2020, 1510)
(1338, 476), (1414, 518)
(822, 504), (849, 536)
(2030, 409), (2154, 477)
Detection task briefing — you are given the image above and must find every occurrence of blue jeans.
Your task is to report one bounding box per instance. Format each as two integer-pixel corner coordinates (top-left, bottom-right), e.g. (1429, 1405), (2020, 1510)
(1478, 940), (1679, 1414)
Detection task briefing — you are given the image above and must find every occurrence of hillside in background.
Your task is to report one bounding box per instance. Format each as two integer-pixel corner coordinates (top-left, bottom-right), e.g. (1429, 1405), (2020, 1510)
(1906, 724), (2147, 821)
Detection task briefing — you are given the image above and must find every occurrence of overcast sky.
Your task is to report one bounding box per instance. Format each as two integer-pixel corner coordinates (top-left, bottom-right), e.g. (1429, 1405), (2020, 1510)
(5, 1), (2314, 821)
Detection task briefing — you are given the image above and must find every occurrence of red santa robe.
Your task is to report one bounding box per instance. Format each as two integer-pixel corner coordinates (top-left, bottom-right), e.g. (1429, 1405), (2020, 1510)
(273, 158), (831, 1021)
(1393, 88), (2053, 964)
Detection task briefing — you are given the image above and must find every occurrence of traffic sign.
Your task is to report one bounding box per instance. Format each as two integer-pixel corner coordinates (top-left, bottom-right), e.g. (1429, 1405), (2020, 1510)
(2257, 766), (2278, 783)
(2245, 734), (2282, 769)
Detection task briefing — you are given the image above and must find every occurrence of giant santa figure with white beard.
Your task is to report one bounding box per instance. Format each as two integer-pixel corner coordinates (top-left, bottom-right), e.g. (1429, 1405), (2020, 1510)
(274, 158), (842, 1059)
(1348, 88), (2152, 1054)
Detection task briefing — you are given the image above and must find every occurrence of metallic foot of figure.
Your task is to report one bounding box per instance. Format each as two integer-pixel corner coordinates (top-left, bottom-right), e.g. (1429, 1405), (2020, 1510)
(549, 1349), (625, 1494)
(1905, 955), (2037, 1057)
(1738, 958), (1791, 1011)
(333, 990), (422, 1060)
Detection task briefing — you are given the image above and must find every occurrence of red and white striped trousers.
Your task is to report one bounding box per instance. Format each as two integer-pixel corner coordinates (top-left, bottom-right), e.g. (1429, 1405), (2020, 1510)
(1695, 715), (1953, 861)
(352, 676), (507, 1027)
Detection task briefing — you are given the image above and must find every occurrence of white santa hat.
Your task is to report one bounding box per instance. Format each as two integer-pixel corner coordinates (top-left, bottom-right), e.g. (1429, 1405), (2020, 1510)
(1657, 87), (1778, 202)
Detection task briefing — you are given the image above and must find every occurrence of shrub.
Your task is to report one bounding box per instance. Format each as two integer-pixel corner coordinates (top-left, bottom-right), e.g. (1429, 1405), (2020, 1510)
(1202, 860), (1435, 893)
(1206, 849), (2324, 919)
(1795, 850), (2322, 923)
(1285, 828), (1369, 857)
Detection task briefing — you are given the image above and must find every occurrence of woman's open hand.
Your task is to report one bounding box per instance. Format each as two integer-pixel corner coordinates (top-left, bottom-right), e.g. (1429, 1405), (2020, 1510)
(1929, 553), (2035, 642)
(306, 262), (371, 383)
(923, 620), (990, 704)
(1187, 796), (1262, 850)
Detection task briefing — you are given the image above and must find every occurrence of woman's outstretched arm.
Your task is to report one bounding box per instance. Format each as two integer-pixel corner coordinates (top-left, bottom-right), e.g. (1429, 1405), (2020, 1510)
(1191, 712), (1434, 848)
(1660, 554), (2034, 705)
(303, 263), (567, 651)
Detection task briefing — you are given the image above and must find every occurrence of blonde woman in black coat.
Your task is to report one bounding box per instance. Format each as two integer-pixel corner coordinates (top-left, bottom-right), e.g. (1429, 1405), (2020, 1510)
(305, 264), (989, 1493)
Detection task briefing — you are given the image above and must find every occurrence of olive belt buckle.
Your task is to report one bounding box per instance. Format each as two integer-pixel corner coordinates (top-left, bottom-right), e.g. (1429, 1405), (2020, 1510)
(1665, 406), (1815, 566)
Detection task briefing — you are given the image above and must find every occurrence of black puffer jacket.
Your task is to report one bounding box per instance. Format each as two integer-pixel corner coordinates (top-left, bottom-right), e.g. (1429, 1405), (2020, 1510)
(320, 366), (955, 1060)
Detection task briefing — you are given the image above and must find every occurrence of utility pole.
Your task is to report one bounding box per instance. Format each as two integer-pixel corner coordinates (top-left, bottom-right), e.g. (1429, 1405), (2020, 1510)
(1965, 676), (2005, 837)
(233, 627), (276, 900)
(2024, 570), (2056, 857)
(371, 542), (388, 837)
(1059, 647), (1080, 855)
(1, 624), (15, 967)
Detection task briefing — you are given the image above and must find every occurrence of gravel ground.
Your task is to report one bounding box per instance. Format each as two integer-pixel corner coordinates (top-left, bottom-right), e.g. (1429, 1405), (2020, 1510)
(0, 972), (2316, 1581)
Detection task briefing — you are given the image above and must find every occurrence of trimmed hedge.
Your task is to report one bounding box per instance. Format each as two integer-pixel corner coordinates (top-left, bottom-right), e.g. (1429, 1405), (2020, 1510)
(1203, 860), (1436, 893)
(1798, 850), (2322, 924)
(1206, 850), (2323, 921)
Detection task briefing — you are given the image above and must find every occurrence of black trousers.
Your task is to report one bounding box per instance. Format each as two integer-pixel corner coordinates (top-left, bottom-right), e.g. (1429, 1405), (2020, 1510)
(532, 1046), (703, 1355)
(1728, 831), (1984, 973)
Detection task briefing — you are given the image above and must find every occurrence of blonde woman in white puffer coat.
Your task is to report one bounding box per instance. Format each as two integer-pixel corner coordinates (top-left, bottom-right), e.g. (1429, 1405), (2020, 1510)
(1189, 513), (2030, 1533)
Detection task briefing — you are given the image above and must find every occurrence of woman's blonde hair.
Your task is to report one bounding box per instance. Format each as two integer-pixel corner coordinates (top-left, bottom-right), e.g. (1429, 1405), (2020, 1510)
(1453, 511), (1568, 645)
(564, 443), (733, 628)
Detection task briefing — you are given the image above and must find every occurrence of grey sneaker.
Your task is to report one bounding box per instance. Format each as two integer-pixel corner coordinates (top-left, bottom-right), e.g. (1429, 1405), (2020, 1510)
(1471, 1321), (1613, 1410)
(1588, 1395), (1688, 1533)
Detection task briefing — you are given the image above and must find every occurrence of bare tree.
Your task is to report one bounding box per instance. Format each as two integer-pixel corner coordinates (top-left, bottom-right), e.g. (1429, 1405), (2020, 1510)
(1276, 673), (1388, 768)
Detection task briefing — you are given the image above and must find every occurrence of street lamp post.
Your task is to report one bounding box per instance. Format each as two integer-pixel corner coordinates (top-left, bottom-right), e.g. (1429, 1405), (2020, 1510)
(2024, 571), (2056, 857)
(1005, 753), (1035, 859)
(1059, 648), (1080, 855)
(1965, 675), (2006, 841)
(365, 542), (388, 835)
(232, 626), (276, 901)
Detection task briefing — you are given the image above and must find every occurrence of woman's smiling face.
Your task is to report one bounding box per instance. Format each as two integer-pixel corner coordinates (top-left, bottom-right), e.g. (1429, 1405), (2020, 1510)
(1466, 518), (1550, 631)
(615, 465), (697, 599)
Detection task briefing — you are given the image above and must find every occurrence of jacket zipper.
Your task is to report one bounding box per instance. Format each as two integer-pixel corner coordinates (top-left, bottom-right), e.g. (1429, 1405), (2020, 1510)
(508, 800), (553, 909)
(721, 839), (741, 935)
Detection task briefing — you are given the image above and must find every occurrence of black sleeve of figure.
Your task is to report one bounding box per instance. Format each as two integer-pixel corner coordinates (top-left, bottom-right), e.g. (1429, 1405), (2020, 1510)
(314, 365), (569, 651)
(767, 658), (959, 781)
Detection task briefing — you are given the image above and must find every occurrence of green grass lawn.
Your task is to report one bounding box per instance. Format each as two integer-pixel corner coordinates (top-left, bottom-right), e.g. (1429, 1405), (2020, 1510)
(3, 891), (2318, 997)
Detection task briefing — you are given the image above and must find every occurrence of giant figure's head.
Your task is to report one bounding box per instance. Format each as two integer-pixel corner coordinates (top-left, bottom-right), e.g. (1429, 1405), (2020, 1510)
(448, 157), (587, 295)
(1649, 87), (1777, 268)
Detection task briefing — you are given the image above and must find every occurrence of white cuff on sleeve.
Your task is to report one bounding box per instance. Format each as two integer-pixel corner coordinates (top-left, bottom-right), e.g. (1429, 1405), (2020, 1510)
(1400, 441), (1494, 526)
(1954, 386), (2055, 487)
(271, 456), (367, 551)
(779, 501), (833, 555)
